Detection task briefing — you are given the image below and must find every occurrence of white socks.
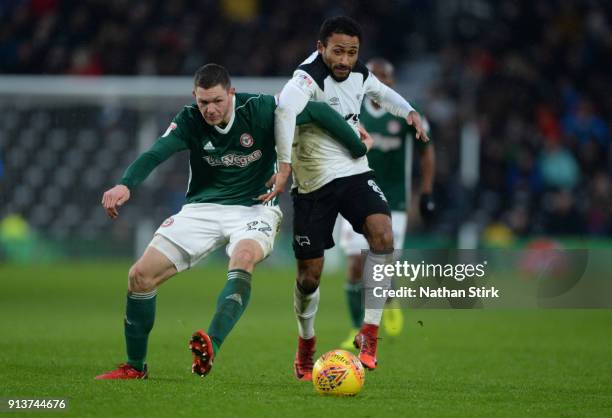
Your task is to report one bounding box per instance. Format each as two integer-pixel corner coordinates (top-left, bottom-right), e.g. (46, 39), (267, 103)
(363, 250), (394, 326)
(294, 284), (320, 339)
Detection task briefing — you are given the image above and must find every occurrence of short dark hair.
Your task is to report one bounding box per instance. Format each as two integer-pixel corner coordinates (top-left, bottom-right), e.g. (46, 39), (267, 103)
(318, 16), (362, 45)
(194, 63), (231, 90)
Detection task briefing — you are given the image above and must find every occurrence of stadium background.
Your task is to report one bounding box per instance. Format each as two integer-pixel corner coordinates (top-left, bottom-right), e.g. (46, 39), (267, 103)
(2, 0), (612, 260)
(1, 1), (611, 417)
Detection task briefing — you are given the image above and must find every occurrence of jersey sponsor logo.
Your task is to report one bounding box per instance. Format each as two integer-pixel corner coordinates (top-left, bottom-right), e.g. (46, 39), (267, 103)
(295, 235), (311, 246)
(203, 150), (262, 168)
(329, 97), (340, 106)
(161, 122), (177, 138)
(161, 217), (174, 227)
(387, 120), (401, 135)
(240, 133), (254, 148)
(368, 180), (388, 202)
(204, 142), (215, 151)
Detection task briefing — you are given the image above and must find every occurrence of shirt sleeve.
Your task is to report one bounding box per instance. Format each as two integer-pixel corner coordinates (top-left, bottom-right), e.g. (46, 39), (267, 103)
(296, 101), (367, 158)
(120, 117), (189, 189)
(274, 70), (317, 163)
(364, 73), (415, 119)
(249, 94), (277, 133)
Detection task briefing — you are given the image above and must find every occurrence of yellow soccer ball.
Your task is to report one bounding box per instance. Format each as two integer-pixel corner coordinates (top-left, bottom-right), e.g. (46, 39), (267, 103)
(312, 349), (365, 396)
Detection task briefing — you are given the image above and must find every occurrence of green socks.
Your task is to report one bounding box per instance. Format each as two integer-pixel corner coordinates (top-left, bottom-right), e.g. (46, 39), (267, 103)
(124, 290), (157, 372)
(123, 269), (252, 369)
(346, 282), (364, 329)
(208, 269), (252, 354)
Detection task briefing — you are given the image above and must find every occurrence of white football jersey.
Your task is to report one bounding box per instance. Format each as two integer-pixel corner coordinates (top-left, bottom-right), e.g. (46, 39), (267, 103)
(289, 51), (399, 193)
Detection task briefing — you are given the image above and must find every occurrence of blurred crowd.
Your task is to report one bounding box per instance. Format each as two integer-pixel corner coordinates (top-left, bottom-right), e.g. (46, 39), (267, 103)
(428, 0), (612, 240)
(1, 0), (611, 241)
(0, 0), (406, 76)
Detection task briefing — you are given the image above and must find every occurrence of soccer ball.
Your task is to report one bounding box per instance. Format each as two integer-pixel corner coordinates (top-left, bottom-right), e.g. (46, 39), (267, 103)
(312, 349), (365, 396)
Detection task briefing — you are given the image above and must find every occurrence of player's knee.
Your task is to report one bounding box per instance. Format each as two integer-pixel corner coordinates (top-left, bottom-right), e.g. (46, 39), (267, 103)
(298, 275), (320, 294)
(297, 263), (322, 293)
(367, 227), (394, 252)
(230, 247), (258, 271)
(379, 229), (394, 251)
(128, 264), (156, 293)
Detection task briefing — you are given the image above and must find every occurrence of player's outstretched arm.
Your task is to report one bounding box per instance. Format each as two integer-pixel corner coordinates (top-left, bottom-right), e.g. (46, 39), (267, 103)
(101, 184), (130, 219)
(102, 131), (187, 218)
(365, 74), (430, 142)
(407, 110), (431, 142)
(297, 101), (371, 157)
(120, 135), (186, 190)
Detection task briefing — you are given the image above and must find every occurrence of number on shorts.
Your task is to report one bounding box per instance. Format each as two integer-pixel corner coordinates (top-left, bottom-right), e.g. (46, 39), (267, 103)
(246, 220), (272, 237)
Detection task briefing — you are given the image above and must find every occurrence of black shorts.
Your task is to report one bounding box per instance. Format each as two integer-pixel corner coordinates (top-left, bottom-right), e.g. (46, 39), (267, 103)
(292, 171), (391, 259)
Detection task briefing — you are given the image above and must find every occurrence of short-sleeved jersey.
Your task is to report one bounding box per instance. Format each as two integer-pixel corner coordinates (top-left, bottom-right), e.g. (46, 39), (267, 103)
(361, 99), (431, 211)
(164, 93), (277, 206)
(290, 52), (395, 193)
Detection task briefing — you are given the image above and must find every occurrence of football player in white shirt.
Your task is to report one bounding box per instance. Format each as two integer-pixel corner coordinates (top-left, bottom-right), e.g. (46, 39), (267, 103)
(275, 16), (429, 380)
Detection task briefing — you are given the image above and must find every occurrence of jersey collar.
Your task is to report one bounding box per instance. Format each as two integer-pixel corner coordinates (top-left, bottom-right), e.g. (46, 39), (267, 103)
(214, 95), (236, 134)
(364, 99), (387, 118)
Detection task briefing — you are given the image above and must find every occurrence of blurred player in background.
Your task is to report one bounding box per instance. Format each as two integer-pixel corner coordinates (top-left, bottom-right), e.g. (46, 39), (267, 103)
(95, 63), (372, 380)
(338, 58), (435, 349)
(275, 16), (429, 379)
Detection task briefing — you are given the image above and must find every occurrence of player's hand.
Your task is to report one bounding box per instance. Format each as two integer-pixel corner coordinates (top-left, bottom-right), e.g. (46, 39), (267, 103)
(358, 125), (374, 152)
(257, 162), (291, 204)
(407, 111), (430, 142)
(419, 192), (436, 225)
(101, 184), (131, 219)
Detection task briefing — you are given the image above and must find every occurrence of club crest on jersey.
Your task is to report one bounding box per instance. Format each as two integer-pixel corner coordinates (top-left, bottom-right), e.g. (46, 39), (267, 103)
(240, 133), (254, 148)
(162, 122), (177, 138)
(387, 120), (401, 135)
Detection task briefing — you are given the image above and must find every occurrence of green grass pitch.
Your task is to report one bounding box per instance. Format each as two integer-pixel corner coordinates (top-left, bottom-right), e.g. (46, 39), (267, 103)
(1, 262), (611, 417)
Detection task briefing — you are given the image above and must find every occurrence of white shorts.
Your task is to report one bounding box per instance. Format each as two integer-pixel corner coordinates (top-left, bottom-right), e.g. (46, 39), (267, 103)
(149, 203), (282, 272)
(339, 211), (406, 256)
